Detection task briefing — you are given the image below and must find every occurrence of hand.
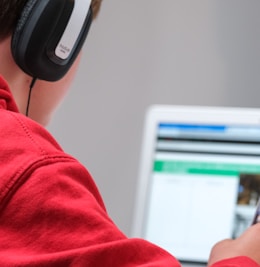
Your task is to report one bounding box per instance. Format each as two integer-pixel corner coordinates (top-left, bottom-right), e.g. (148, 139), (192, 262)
(208, 223), (260, 266)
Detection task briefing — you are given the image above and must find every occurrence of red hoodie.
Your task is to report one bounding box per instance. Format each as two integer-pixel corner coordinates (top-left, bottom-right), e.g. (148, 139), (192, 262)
(0, 75), (258, 267)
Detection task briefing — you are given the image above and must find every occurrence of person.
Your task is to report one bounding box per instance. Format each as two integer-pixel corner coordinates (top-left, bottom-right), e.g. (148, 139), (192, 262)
(0, 1), (260, 266)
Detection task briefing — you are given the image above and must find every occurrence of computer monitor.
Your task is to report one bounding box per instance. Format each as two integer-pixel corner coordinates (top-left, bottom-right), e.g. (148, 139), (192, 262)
(132, 105), (260, 265)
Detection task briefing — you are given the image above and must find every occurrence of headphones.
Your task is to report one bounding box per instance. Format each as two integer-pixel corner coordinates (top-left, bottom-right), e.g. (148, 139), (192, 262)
(11, 0), (92, 81)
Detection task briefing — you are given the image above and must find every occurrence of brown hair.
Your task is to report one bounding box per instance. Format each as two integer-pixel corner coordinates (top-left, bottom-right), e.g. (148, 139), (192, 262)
(0, 0), (102, 40)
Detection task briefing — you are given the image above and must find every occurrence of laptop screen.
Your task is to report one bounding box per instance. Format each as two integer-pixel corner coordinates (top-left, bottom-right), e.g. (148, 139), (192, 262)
(140, 120), (260, 263)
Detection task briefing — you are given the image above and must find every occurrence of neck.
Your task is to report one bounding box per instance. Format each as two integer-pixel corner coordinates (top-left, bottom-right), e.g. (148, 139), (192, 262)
(0, 37), (32, 114)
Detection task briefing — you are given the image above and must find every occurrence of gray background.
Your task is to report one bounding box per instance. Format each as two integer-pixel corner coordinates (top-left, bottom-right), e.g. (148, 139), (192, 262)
(48, 0), (260, 236)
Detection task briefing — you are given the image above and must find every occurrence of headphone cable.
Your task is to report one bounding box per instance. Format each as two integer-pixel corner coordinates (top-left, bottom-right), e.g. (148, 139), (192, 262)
(26, 77), (37, 117)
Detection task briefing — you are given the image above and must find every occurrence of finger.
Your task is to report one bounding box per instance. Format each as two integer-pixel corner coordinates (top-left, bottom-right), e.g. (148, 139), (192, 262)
(208, 239), (235, 266)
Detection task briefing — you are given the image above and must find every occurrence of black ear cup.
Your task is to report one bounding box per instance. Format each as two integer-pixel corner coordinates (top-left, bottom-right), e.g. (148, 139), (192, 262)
(11, 0), (38, 51)
(11, 0), (92, 81)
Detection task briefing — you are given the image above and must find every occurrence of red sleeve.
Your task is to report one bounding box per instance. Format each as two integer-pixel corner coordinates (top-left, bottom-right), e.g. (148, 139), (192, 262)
(210, 256), (260, 267)
(0, 159), (180, 267)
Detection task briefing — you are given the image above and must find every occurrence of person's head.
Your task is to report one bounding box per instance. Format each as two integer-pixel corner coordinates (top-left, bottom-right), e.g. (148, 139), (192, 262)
(0, 0), (102, 126)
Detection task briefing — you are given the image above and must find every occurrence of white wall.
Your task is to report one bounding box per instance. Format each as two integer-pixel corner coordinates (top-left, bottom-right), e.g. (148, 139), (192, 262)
(48, 0), (260, 236)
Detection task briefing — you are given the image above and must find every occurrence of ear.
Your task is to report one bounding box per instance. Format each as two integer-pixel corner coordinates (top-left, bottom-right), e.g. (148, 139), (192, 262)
(11, 0), (92, 81)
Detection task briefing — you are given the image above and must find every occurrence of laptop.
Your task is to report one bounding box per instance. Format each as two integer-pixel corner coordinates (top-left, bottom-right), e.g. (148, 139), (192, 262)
(132, 105), (260, 266)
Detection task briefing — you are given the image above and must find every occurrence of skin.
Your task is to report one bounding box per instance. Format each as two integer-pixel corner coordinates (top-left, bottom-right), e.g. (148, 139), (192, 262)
(0, 36), (81, 126)
(208, 223), (260, 266)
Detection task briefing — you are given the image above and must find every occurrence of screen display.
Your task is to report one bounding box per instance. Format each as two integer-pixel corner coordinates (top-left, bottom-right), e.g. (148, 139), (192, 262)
(143, 123), (260, 262)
